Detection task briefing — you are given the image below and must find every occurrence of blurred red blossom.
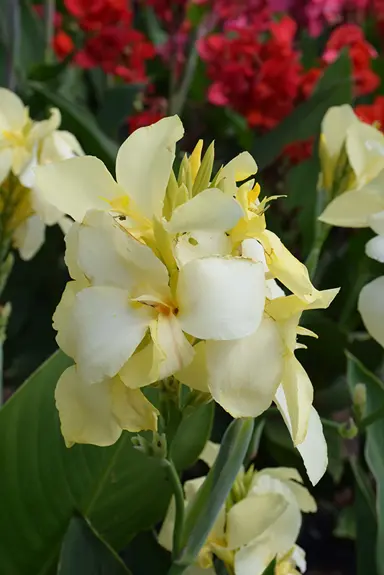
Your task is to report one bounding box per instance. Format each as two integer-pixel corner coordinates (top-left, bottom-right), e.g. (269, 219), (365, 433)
(283, 138), (314, 165)
(64, 0), (131, 30)
(199, 15), (302, 130)
(128, 96), (167, 133)
(355, 96), (384, 127)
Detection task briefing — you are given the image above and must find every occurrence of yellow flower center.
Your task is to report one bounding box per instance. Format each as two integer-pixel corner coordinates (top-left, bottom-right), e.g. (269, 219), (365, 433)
(2, 130), (25, 147)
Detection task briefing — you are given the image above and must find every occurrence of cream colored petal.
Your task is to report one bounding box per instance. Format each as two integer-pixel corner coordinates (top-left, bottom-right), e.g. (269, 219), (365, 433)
(110, 377), (158, 432)
(177, 256), (265, 340)
(319, 187), (384, 228)
(55, 366), (122, 447)
(276, 385), (327, 485)
(174, 230), (231, 267)
(58, 216), (73, 235)
(0, 88), (27, 131)
(280, 356), (313, 446)
(296, 407), (328, 486)
(64, 222), (84, 281)
(53, 280), (88, 358)
(119, 343), (155, 389)
(346, 122), (384, 183)
(27, 108), (61, 144)
(0, 149), (12, 185)
(166, 188), (243, 233)
(234, 536), (275, 575)
(13, 214), (45, 261)
(366, 235), (384, 263)
(174, 341), (210, 393)
(285, 481), (317, 513)
(255, 468), (303, 484)
(40, 130), (84, 163)
(158, 497), (176, 552)
(116, 115), (184, 220)
(205, 318), (284, 418)
(266, 288), (339, 322)
(261, 231), (317, 302)
(291, 545), (307, 573)
(322, 105), (358, 160)
(150, 313), (195, 380)
(226, 493), (288, 550)
(31, 188), (63, 226)
(241, 238), (268, 269)
(70, 286), (154, 383)
(35, 156), (121, 222)
(219, 152), (258, 196)
(199, 440), (220, 468)
(358, 276), (384, 348)
(368, 210), (384, 235)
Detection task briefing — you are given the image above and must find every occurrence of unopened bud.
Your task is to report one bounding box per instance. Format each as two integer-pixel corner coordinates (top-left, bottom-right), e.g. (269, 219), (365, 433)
(353, 383), (367, 421)
(339, 418), (358, 439)
(131, 432), (167, 459)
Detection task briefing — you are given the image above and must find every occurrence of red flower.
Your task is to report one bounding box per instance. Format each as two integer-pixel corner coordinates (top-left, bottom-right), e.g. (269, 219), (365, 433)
(64, 0), (131, 30)
(284, 139), (314, 165)
(128, 97), (167, 133)
(323, 24), (379, 96)
(53, 31), (74, 60)
(355, 96), (384, 127)
(300, 67), (322, 99)
(199, 15), (302, 130)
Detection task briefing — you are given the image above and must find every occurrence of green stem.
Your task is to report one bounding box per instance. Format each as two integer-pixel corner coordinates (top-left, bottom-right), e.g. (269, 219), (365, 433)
(359, 404), (384, 430)
(305, 221), (331, 280)
(162, 458), (185, 560)
(171, 43), (199, 117)
(167, 564), (186, 575)
(44, 0), (56, 63)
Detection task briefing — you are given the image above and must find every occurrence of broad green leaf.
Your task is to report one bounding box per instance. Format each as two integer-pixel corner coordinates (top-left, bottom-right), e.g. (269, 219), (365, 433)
(28, 55), (73, 83)
(58, 516), (131, 575)
(170, 402), (214, 470)
(253, 51), (352, 170)
(347, 353), (384, 575)
(175, 418), (254, 568)
(0, 351), (212, 575)
(334, 506), (356, 540)
(29, 82), (118, 171)
(122, 531), (171, 575)
(354, 466), (378, 575)
(97, 85), (143, 139)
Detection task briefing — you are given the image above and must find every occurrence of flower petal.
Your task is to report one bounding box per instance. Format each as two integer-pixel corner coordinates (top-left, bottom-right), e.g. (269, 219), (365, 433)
(53, 280), (88, 358)
(166, 188), (243, 233)
(177, 256), (265, 340)
(280, 356), (313, 445)
(0, 88), (26, 131)
(55, 366), (122, 447)
(0, 149), (12, 185)
(70, 286), (155, 383)
(116, 116), (184, 220)
(322, 105), (358, 161)
(13, 214), (45, 261)
(174, 230), (231, 267)
(110, 377), (158, 432)
(366, 235), (384, 263)
(358, 276), (384, 348)
(368, 210), (384, 235)
(219, 152), (258, 196)
(226, 493), (288, 550)
(205, 318), (284, 417)
(150, 313), (195, 380)
(35, 156), (121, 222)
(119, 343), (155, 389)
(174, 341), (210, 393)
(234, 537), (274, 575)
(319, 186), (384, 228)
(346, 121), (384, 184)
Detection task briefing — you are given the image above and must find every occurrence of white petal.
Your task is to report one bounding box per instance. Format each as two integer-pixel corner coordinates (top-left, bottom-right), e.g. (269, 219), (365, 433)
(275, 387), (327, 485)
(55, 366), (122, 447)
(177, 256), (265, 340)
(110, 377), (158, 432)
(319, 185), (384, 228)
(291, 546), (307, 573)
(150, 313), (195, 380)
(116, 115), (184, 220)
(241, 238), (268, 269)
(70, 286), (154, 383)
(280, 356), (313, 445)
(31, 188), (63, 226)
(358, 276), (384, 348)
(234, 537), (274, 575)
(13, 214), (45, 260)
(40, 130), (84, 163)
(346, 121), (384, 183)
(166, 188), (243, 233)
(27, 108), (61, 144)
(119, 343), (155, 389)
(285, 481), (317, 513)
(0, 88), (26, 131)
(174, 341), (210, 393)
(199, 440), (220, 468)
(226, 493), (288, 550)
(219, 152), (258, 195)
(368, 210), (384, 235)
(322, 105), (357, 157)
(205, 318), (284, 417)
(53, 280), (88, 358)
(366, 235), (384, 263)
(174, 230), (231, 267)
(35, 156), (121, 222)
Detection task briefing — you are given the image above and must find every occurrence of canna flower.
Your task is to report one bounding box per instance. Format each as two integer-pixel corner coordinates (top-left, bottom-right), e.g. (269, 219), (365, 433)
(319, 105), (384, 227)
(0, 88), (83, 259)
(159, 442), (315, 575)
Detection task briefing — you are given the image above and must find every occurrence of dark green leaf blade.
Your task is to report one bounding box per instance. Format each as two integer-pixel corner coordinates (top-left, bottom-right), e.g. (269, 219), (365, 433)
(58, 516), (131, 575)
(97, 85), (143, 139)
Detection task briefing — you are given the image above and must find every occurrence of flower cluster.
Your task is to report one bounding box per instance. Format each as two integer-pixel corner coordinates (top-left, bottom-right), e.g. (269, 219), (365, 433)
(159, 442), (316, 575)
(199, 16), (302, 130)
(36, 116), (339, 484)
(52, 0), (155, 82)
(318, 105), (384, 350)
(0, 89), (83, 260)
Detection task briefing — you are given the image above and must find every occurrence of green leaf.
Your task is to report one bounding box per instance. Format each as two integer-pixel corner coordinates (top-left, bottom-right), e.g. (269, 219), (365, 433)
(175, 418), (254, 567)
(347, 353), (384, 575)
(170, 402), (214, 471)
(0, 351), (213, 575)
(334, 506), (356, 540)
(355, 466), (378, 575)
(97, 85), (143, 139)
(253, 51), (352, 170)
(28, 82), (118, 171)
(58, 516), (131, 575)
(261, 558), (277, 575)
(28, 55), (73, 83)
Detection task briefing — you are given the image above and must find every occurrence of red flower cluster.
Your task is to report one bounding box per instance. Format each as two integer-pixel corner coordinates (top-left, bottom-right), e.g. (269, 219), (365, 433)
(53, 0), (155, 83)
(355, 96), (384, 127)
(199, 16), (302, 130)
(128, 96), (168, 133)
